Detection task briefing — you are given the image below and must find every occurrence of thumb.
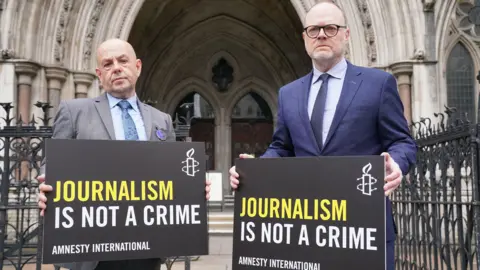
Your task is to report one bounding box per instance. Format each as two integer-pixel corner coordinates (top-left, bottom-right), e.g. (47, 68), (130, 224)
(381, 152), (391, 162)
(37, 174), (45, 183)
(239, 153), (254, 159)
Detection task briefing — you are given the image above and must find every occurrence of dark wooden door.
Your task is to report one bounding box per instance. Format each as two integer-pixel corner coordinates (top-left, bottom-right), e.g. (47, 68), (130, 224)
(231, 119), (273, 165)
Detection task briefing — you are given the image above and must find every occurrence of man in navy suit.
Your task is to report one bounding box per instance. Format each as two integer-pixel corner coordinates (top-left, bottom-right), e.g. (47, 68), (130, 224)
(229, 2), (417, 269)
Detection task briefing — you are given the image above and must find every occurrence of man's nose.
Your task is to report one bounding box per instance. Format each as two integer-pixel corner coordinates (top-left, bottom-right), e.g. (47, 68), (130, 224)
(317, 29), (327, 39)
(112, 61), (122, 73)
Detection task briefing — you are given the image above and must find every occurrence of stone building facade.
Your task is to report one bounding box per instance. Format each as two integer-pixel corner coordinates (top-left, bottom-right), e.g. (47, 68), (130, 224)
(0, 0), (479, 193)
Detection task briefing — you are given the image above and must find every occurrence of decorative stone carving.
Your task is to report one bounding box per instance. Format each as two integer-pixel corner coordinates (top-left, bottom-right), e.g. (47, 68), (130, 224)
(454, 0), (480, 40)
(422, 0), (435, 12)
(211, 58), (234, 93)
(1, 49), (14, 59)
(116, 1), (135, 38)
(55, 0), (73, 64)
(413, 48), (425, 60)
(355, 0), (377, 66)
(83, 0), (106, 69)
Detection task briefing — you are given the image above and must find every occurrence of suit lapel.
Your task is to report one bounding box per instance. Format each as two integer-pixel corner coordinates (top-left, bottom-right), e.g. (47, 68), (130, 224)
(94, 93), (116, 140)
(322, 62), (363, 150)
(298, 71), (321, 154)
(138, 102), (152, 140)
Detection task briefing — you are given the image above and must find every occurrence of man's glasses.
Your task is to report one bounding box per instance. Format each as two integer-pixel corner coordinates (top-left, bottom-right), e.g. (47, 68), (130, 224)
(303, 24), (346, 38)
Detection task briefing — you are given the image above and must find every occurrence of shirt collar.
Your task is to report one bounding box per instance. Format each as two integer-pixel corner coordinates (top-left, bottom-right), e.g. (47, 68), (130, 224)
(312, 57), (348, 83)
(106, 92), (139, 112)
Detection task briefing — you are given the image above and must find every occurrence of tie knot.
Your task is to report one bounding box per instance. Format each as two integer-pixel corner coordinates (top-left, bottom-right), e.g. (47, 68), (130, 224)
(319, 73), (330, 82)
(314, 73), (330, 84)
(117, 100), (132, 110)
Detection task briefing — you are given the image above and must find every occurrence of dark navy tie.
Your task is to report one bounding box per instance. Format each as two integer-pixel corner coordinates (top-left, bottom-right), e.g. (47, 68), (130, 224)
(117, 100), (139, 140)
(310, 73), (331, 150)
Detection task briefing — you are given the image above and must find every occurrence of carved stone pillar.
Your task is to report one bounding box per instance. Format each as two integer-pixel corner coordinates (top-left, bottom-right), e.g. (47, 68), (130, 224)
(15, 61), (40, 124)
(73, 72), (96, 98)
(215, 107), (231, 196)
(45, 66), (69, 117)
(390, 62), (413, 125)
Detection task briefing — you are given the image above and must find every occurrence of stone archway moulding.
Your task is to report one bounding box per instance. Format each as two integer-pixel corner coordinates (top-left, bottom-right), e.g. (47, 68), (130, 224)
(142, 15), (298, 101)
(225, 77), (278, 125)
(2, 0), (386, 71)
(164, 76), (223, 125)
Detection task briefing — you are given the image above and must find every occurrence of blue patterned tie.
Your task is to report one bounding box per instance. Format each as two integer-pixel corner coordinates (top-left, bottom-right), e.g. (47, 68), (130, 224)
(310, 73), (330, 150)
(117, 100), (139, 140)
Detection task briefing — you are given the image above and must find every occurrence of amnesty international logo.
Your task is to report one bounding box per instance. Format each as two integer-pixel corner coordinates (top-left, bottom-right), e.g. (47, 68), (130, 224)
(182, 148), (199, 177)
(357, 163), (377, 196)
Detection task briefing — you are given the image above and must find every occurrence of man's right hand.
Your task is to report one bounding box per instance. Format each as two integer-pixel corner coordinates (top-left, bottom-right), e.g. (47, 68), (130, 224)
(37, 174), (53, 216)
(229, 153), (254, 189)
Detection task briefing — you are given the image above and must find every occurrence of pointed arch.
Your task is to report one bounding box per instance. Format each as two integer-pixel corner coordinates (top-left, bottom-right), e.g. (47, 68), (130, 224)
(225, 77), (277, 123)
(163, 77), (221, 121)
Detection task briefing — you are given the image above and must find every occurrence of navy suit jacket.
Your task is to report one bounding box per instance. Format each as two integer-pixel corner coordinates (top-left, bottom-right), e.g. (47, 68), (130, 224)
(262, 61), (417, 241)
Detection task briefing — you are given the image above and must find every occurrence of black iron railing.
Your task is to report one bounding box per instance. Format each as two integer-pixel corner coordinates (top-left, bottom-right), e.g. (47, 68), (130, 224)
(392, 106), (480, 270)
(0, 101), (196, 270)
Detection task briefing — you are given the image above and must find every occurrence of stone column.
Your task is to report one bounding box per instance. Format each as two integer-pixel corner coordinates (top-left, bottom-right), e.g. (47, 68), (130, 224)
(14, 61), (40, 124)
(45, 66), (69, 118)
(73, 71), (96, 98)
(390, 62), (413, 125)
(14, 61), (39, 182)
(215, 107), (232, 196)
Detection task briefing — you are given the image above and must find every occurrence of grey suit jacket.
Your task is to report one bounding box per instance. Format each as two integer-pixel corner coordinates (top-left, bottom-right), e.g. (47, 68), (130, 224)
(41, 93), (175, 270)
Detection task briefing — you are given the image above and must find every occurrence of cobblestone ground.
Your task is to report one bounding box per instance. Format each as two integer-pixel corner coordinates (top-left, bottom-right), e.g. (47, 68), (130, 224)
(3, 236), (234, 270)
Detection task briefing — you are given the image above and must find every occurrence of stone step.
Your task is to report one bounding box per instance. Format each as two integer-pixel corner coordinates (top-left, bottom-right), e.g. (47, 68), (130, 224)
(208, 212), (233, 235)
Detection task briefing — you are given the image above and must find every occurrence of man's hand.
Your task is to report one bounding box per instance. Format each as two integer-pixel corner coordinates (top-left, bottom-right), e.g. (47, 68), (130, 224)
(37, 174), (53, 216)
(229, 153), (254, 189)
(382, 152), (402, 196)
(205, 178), (211, 200)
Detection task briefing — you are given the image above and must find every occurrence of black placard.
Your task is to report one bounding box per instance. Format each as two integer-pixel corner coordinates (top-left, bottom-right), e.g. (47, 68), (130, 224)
(232, 156), (385, 270)
(41, 139), (208, 264)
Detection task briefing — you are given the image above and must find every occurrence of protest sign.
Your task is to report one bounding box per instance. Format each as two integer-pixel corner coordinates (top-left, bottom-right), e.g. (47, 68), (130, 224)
(41, 139), (208, 264)
(232, 156), (385, 270)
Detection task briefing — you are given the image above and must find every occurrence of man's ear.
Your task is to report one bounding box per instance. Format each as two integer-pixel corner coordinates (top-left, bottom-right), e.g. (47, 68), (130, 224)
(136, 59), (142, 76)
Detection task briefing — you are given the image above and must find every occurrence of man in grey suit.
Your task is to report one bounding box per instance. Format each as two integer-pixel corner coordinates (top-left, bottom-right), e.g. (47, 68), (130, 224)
(37, 38), (211, 270)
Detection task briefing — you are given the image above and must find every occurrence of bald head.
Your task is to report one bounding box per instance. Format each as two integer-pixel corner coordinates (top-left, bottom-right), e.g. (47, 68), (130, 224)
(95, 38), (142, 99)
(305, 1), (346, 26)
(301, 1), (349, 72)
(96, 38), (137, 66)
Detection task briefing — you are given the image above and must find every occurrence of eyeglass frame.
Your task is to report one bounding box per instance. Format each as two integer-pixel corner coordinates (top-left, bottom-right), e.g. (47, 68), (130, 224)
(303, 24), (347, 38)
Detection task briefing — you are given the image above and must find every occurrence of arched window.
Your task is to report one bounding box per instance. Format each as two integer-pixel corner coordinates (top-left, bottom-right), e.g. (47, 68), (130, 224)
(446, 42), (476, 121)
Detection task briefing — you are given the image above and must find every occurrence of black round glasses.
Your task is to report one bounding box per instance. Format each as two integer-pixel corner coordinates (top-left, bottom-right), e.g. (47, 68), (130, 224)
(303, 24), (346, 38)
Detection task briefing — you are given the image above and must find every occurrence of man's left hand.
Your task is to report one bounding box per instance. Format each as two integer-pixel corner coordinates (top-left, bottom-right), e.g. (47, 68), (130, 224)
(205, 179), (211, 200)
(382, 152), (402, 196)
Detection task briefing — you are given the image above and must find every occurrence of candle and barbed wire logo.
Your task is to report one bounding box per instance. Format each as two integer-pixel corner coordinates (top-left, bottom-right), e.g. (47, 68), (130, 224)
(182, 148), (199, 177)
(357, 163), (377, 196)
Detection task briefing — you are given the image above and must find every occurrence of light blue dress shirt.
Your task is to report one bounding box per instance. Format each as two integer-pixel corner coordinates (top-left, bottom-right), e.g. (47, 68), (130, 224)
(106, 93), (148, 141)
(307, 58), (348, 144)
